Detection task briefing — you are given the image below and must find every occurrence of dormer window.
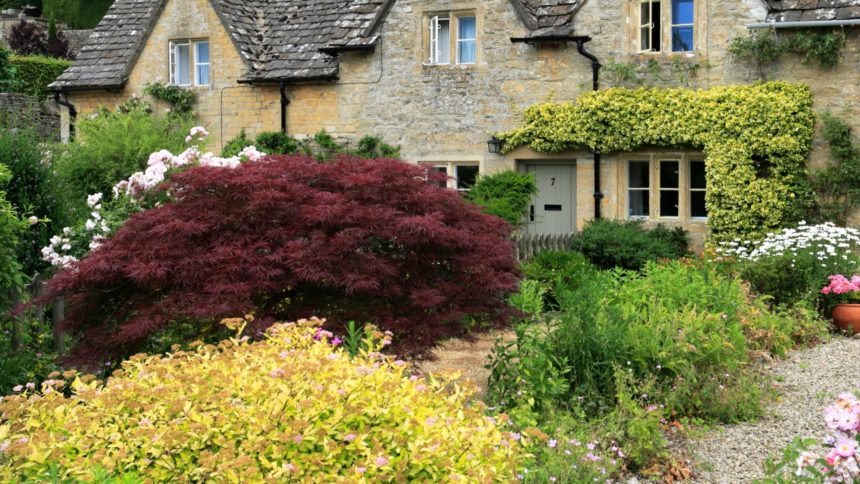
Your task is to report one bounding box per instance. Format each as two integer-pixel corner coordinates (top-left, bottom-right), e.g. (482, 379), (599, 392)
(427, 12), (478, 65)
(169, 39), (210, 86)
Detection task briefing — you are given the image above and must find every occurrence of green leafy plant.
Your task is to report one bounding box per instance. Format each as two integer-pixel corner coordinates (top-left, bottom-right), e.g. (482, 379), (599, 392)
(729, 29), (845, 79)
(6, 55), (70, 97)
(465, 170), (537, 225)
(498, 82), (815, 244)
(222, 128), (401, 161)
(142, 82), (198, 116)
(806, 112), (860, 225)
(520, 250), (595, 310)
(221, 129), (253, 157)
(572, 219), (688, 270)
(254, 130), (298, 155)
(0, 48), (15, 90)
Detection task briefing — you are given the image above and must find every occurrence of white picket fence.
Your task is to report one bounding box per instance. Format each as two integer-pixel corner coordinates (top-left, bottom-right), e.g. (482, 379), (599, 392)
(513, 232), (576, 260)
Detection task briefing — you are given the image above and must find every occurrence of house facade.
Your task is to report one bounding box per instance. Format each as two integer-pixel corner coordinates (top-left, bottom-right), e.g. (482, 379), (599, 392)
(50, 0), (860, 246)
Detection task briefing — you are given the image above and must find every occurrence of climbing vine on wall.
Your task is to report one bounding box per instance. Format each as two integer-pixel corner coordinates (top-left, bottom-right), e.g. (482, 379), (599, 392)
(496, 82), (815, 244)
(728, 29), (846, 79)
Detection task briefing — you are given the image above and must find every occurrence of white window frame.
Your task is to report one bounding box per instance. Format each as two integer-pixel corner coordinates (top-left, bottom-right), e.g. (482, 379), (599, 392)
(670, 0), (694, 52)
(421, 161), (480, 191)
(623, 154), (707, 222)
(194, 41), (210, 86)
(427, 12), (477, 66)
(456, 16), (477, 65)
(169, 39), (210, 87)
(639, 0), (661, 53)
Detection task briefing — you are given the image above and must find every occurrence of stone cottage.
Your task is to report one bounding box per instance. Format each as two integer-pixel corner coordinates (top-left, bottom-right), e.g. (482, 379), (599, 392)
(49, 0), (860, 246)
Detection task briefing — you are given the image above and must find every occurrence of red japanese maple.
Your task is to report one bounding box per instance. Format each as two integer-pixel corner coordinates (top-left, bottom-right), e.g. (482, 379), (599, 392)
(44, 155), (519, 363)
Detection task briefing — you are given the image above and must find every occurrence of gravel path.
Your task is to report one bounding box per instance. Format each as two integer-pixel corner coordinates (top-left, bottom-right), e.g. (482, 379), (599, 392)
(690, 336), (860, 483)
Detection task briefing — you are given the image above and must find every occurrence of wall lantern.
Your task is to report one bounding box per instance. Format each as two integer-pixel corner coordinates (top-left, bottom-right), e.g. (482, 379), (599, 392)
(487, 136), (503, 154)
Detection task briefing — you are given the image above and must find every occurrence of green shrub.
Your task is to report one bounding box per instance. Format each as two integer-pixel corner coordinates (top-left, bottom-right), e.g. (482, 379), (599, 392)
(7, 55), (70, 98)
(42, 0), (113, 29)
(221, 129), (252, 157)
(349, 134), (400, 159)
(255, 130), (298, 155)
(0, 164), (26, 296)
(0, 48), (14, 91)
(488, 260), (817, 423)
(0, 128), (68, 274)
(142, 82), (198, 116)
(465, 170), (537, 225)
(572, 219), (688, 270)
(0, 316), (59, 396)
(520, 250), (595, 310)
(54, 105), (194, 220)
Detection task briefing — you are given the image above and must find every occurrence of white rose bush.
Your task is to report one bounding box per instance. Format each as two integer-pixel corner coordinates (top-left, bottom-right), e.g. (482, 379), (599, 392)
(42, 127), (265, 268)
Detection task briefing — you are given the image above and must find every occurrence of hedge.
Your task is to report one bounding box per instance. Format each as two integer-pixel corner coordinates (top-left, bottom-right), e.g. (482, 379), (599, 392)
(497, 82), (815, 244)
(7, 55), (70, 98)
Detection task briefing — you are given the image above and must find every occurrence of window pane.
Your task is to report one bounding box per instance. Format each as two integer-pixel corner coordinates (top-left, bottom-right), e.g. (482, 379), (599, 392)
(628, 160), (649, 188)
(195, 41), (209, 63)
(629, 190), (649, 217)
(176, 43), (190, 85)
(456, 165), (479, 190)
(672, 26), (694, 52)
(659, 161), (679, 188)
(459, 40), (476, 64)
(438, 19), (450, 64)
(458, 16), (476, 39)
(690, 160), (706, 189)
(196, 64), (210, 86)
(691, 191), (707, 218)
(651, 2), (661, 51)
(660, 190), (679, 217)
(640, 3), (651, 50)
(672, 0), (694, 24)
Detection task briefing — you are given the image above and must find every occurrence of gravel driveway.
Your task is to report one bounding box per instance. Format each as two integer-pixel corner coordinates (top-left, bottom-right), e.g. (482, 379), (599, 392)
(690, 336), (860, 483)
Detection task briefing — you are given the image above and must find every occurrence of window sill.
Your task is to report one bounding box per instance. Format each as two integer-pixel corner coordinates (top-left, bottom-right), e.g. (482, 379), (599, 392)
(421, 63), (476, 68)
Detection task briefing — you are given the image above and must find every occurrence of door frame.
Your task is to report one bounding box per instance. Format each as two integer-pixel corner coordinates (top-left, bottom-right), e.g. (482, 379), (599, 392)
(518, 160), (578, 236)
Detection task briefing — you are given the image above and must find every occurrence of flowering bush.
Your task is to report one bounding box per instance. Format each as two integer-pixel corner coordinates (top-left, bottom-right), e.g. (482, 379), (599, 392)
(763, 392), (860, 483)
(821, 275), (860, 307)
(0, 319), (524, 481)
(38, 155), (519, 363)
(42, 128), (264, 269)
(718, 222), (860, 305)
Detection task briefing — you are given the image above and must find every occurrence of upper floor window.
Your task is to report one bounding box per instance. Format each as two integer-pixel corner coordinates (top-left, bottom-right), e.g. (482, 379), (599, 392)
(170, 39), (210, 86)
(428, 13), (477, 65)
(638, 0), (694, 53)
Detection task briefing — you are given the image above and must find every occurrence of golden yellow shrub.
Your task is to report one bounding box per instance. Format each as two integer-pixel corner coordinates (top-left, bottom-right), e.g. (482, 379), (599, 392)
(0, 319), (524, 482)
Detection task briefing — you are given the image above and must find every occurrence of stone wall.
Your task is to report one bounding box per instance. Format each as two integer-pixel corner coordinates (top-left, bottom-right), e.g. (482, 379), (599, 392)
(58, 0), (860, 246)
(0, 92), (60, 141)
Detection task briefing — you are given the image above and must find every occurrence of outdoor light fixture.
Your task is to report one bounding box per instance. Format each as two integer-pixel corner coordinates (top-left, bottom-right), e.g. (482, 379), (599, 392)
(487, 136), (502, 154)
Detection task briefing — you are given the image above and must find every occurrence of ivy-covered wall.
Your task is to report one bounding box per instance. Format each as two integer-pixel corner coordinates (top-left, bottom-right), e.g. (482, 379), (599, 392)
(498, 82), (814, 244)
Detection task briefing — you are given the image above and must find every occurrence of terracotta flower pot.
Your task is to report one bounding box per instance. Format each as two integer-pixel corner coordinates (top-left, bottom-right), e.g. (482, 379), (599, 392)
(832, 304), (860, 334)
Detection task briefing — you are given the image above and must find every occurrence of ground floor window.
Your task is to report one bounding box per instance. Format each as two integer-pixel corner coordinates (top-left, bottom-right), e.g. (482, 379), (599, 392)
(421, 162), (480, 192)
(624, 154), (706, 221)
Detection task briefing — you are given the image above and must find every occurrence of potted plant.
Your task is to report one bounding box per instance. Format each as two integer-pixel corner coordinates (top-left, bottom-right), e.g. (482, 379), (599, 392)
(821, 274), (860, 333)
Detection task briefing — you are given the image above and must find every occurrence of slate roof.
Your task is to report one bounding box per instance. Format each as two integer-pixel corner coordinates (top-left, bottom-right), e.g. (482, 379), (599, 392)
(508, 0), (585, 38)
(50, 0), (392, 91)
(764, 0), (860, 23)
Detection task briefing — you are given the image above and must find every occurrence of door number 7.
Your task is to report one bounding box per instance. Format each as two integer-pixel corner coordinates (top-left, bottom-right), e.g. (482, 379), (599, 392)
(550, 177), (556, 186)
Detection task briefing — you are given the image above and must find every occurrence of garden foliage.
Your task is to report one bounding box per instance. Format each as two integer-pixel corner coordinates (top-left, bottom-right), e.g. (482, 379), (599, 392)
(488, 260), (828, 424)
(0, 164), (26, 297)
(41, 155), (519, 363)
(0, 320), (525, 481)
(718, 222), (860, 306)
(807, 113), (860, 226)
(54, 105), (193, 219)
(465, 170), (537, 225)
(0, 128), (67, 274)
(497, 82), (815, 243)
(572, 219), (688, 270)
(5, 55), (70, 97)
(223, 129), (400, 161)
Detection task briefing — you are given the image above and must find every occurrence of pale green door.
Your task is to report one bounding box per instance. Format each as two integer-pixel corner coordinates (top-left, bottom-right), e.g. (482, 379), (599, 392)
(526, 164), (576, 234)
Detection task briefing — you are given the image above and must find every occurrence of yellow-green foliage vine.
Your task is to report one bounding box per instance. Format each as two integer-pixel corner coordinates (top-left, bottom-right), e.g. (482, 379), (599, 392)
(498, 82), (815, 243)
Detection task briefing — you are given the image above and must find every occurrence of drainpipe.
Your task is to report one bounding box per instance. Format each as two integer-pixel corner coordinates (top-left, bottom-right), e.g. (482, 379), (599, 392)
(574, 37), (604, 219)
(53, 91), (76, 141)
(279, 81), (290, 133)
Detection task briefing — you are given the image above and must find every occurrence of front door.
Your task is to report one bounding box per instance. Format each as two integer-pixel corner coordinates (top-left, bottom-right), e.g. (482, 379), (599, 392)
(525, 163), (576, 234)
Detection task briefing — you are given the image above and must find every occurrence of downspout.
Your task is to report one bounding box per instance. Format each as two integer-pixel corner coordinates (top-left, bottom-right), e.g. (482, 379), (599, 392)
(279, 81), (290, 133)
(574, 37), (603, 219)
(53, 91), (76, 141)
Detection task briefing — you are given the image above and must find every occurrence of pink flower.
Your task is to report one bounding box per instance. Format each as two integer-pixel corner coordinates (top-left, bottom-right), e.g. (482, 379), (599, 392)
(283, 463), (296, 472)
(331, 337), (342, 346)
(25, 382), (35, 390)
(835, 438), (858, 457)
(293, 435), (303, 444)
(355, 467), (366, 474)
(12, 385), (22, 393)
(344, 434), (356, 442)
(375, 456), (389, 466)
(548, 439), (557, 448)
